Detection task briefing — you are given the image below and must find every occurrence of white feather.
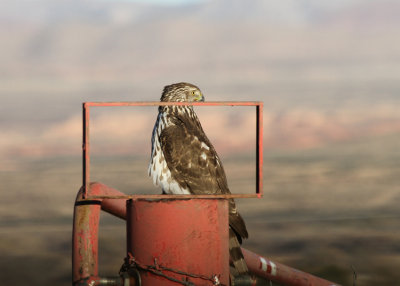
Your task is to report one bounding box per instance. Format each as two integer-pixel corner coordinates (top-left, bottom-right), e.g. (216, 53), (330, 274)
(200, 142), (210, 150)
(148, 111), (190, 195)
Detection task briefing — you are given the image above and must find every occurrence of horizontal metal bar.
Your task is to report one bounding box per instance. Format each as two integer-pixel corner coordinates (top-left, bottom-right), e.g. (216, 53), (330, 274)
(241, 248), (341, 286)
(84, 101), (262, 107)
(86, 193), (259, 200)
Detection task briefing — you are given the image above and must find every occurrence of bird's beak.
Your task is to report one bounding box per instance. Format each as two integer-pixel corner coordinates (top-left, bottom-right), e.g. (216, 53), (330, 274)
(195, 91), (205, 102)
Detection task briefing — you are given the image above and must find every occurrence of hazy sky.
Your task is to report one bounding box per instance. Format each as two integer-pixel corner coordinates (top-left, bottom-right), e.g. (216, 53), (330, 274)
(101, 0), (361, 9)
(103, 0), (206, 5)
(1, 0), (399, 162)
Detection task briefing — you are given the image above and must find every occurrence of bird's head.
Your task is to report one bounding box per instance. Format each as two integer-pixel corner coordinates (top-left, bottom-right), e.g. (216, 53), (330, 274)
(161, 82), (204, 102)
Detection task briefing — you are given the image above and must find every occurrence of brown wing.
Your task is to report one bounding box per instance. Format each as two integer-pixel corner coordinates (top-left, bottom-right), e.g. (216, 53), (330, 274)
(159, 113), (248, 240)
(159, 117), (226, 195)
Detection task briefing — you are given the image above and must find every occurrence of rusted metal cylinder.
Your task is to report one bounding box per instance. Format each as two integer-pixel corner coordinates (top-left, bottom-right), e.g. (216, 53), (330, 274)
(72, 183), (127, 285)
(126, 199), (230, 286)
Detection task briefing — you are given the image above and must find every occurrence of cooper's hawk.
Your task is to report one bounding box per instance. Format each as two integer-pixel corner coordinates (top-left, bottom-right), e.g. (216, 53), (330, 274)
(148, 82), (249, 274)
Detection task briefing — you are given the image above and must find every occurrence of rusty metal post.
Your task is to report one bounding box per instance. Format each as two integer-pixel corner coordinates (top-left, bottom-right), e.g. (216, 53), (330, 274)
(72, 183), (127, 285)
(126, 199), (230, 286)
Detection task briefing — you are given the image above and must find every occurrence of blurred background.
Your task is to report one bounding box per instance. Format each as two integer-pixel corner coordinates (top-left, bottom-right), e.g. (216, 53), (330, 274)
(1, 0), (400, 285)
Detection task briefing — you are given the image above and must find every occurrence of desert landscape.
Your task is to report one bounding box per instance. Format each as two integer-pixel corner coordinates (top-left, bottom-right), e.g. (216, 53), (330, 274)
(1, 0), (400, 285)
(2, 134), (400, 285)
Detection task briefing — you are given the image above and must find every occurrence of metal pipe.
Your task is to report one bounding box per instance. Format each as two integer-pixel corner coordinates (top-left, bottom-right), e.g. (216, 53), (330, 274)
(73, 276), (126, 286)
(241, 248), (341, 286)
(72, 183), (127, 285)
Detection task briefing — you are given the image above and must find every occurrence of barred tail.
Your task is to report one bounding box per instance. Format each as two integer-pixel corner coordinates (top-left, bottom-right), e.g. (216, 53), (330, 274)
(229, 228), (248, 275)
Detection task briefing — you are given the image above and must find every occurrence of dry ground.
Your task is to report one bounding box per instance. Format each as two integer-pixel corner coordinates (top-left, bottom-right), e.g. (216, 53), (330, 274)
(1, 133), (399, 285)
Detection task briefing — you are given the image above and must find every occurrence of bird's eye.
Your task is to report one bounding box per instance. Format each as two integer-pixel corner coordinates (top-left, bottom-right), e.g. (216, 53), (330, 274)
(191, 91), (195, 95)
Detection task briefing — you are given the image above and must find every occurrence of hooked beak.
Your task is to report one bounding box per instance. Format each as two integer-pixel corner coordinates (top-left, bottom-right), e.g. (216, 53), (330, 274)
(195, 91), (205, 102)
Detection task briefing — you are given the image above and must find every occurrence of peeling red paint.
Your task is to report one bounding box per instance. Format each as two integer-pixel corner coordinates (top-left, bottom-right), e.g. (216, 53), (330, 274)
(72, 184), (126, 284)
(126, 199), (230, 286)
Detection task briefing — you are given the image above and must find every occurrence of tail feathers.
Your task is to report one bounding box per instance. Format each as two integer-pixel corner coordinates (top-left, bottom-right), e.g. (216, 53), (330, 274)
(229, 228), (248, 275)
(229, 199), (249, 240)
(229, 212), (248, 243)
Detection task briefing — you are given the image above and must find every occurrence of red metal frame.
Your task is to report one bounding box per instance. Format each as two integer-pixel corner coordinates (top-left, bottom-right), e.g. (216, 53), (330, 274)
(75, 101), (342, 285)
(75, 101), (343, 285)
(82, 101), (263, 199)
(73, 183), (341, 286)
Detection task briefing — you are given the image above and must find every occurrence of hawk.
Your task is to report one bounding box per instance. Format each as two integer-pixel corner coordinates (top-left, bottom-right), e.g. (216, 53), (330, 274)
(148, 82), (249, 274)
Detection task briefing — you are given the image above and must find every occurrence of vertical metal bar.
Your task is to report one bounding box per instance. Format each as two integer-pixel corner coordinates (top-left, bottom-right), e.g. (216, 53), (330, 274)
(82, 103), (90, 199)
(256, 103), (263, 198)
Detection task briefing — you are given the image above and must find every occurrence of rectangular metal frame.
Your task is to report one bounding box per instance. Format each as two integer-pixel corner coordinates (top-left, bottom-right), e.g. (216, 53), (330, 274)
(82, 101), (263, 199)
